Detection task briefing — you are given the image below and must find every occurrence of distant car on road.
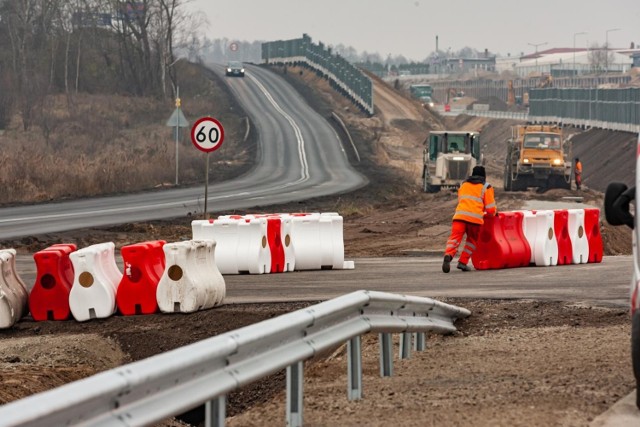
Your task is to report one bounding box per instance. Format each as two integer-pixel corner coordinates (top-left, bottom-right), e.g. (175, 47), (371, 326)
(226, 61), (245, 77)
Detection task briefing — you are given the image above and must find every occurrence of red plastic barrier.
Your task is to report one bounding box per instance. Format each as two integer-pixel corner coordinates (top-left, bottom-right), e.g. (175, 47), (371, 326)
(553, 210), (573, 265)
(584, 208), (603, 263)
(501, 211), (532, 268)
(266, 216), (285, 273)
(472, 214), (511, 270)
(29, 243), (77, 321)
(116, 240), (166, 316)
(473, 212), (531, 270)
(243, 214), (286, 273)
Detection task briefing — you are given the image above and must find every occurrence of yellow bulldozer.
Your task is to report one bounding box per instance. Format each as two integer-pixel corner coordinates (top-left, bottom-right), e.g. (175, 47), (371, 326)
(503, 124), (572, 191)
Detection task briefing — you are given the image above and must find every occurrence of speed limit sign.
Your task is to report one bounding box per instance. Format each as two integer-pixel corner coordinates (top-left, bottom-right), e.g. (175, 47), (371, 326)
(190, 117), (225, 153)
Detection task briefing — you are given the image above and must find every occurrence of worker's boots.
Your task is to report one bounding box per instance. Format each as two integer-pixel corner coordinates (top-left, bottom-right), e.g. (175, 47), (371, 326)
(442, 255), (452, 273)
(457, 262), (472, 272)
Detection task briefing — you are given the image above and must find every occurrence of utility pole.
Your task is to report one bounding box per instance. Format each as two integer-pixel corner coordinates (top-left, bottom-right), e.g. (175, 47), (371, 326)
(573, 32), (587, 77)
(175, 86), (180, 186)
(605, 28), (620, 74)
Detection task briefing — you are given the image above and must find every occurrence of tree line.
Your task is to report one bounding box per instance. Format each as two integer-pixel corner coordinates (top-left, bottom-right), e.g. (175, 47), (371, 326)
(0, 0), (198, 131)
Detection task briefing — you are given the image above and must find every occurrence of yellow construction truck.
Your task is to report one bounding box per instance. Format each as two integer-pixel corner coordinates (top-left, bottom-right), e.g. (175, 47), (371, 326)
(422, 131), (483, 193)
(503, 124), (572, 191)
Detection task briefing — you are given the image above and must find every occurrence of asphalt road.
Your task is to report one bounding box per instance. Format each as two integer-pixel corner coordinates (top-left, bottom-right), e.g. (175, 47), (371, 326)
(15, 254), (633, 308)
(0, 64), (366, 239)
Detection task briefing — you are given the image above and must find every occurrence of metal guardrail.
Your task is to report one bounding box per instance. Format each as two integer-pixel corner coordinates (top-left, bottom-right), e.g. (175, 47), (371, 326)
(426, 75), (632, 107)
(439, 108), (640, 134)
(0, 290), (470, 427)
(530, 87), (640, 129)
(261, 34), (374, 116)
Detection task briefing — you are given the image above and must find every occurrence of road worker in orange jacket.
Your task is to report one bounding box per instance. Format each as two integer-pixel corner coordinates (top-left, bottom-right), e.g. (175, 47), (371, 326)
(442, 166), (497, 273)
(574, 157), (583, 190)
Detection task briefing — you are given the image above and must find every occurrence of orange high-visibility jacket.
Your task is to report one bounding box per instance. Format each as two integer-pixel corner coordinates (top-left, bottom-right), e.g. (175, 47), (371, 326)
(453, 180), (497, 225)
(575, 161), (582, 175)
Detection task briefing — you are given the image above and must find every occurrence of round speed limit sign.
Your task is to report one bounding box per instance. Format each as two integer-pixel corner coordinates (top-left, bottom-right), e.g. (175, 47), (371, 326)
(190, 117), (225, 153)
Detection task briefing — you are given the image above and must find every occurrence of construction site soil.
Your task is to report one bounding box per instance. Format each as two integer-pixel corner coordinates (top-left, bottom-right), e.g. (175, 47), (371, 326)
(0, 65), (638, 426)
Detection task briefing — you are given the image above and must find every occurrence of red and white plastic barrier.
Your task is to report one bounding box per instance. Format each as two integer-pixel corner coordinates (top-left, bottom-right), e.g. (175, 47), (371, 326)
(519, 210), (537, 264)
(194, 216), (272, 274)
(532, 210), (558, 266)
(192, 212), (350, 274)
(584, 208), (604, 263)
(472, 212), (531, 270)
(156, 240), (225, 313)
(69, 242), (123, 322)
(554, 210), (573, 265)
(243, 214), (293, 273)
(567, 209), (589, 264)
(0, 249), (29, 329)
(116, 240), (166, 316)
(476, 208), (604, 270)
(29, 243), (77, 321)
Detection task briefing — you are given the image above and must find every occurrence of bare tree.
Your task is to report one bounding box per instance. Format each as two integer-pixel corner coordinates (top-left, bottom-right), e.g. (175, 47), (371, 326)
(588, 42), (615, 73)
(3, 0), (57, 130)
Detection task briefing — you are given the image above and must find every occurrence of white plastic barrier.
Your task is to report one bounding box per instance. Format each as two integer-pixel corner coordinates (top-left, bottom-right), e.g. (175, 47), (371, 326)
(156, 240), (225, 313)
(0, 249), (29, 329)
(532, 210), (558, 267)
(320, 213), (348, 269)
(193, 218), (241, 275)
(69, 242), (123, 322)
(567, 209), (589, 264)
(278, 215), (296, 272)
(287, 213), (322, 270)
(287, 213), (351, 270)
(235, 217), (271, 274)
(190, 219), (211, 241)
(517, 211), (537, 264)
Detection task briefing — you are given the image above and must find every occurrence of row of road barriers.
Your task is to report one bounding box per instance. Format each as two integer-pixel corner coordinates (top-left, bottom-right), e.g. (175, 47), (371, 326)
(471, 208), (603, 270)
(0, 290), (470, 427)
(1, 240), (226, 328)
(192, 212), (352, 275)
(1, 212), (349, 327)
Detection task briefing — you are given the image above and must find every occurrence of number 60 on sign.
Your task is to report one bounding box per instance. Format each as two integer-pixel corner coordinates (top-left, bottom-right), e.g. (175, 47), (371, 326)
(190, 117), (225, 153)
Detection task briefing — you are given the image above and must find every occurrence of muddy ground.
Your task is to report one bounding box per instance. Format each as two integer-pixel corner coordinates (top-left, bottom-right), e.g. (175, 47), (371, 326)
(0, 64), (638, 426)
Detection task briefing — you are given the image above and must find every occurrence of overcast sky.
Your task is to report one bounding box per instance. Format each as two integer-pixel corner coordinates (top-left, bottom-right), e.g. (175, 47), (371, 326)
(189, 0), (639, 60)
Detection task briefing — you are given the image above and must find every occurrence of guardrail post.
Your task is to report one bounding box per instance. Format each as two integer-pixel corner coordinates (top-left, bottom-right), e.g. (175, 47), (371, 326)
(413, 332), (426, 352)
(379, 333), (393, 377)
(347, 336), (363, 400)
(287, 361), (304, 427)
(399, 332), (412, 360)
(205, 395), (225, 427)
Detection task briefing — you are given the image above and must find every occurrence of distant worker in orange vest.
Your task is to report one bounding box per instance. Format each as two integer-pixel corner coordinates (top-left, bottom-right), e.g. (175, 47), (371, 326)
(442, 166), (497, 273)
(574, 157), (583, 190)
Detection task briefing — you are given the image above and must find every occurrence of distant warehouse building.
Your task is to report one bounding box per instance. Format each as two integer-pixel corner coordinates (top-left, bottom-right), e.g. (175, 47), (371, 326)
(516, 48), (634, 77)
(441, 57), (496, 73)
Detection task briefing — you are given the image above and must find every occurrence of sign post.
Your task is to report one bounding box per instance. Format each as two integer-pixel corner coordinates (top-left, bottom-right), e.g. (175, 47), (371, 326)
(165, 86), (189, 186)
(190, 117), (225, 218)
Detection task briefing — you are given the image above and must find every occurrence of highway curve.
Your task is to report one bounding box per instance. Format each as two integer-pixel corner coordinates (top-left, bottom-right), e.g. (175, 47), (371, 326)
(0, 64), (366, 239)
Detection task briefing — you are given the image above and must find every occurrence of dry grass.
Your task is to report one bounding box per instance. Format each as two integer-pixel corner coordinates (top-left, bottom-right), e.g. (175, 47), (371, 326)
(0, 66), (252, 205)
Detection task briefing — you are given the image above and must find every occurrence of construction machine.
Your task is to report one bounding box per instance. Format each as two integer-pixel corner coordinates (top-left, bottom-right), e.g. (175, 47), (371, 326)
(422, 131), (483, 193)
(503, 124), (572, 191)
